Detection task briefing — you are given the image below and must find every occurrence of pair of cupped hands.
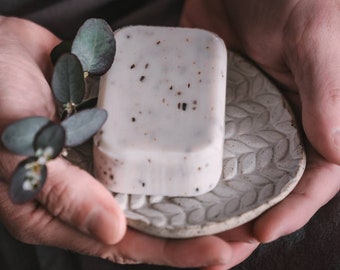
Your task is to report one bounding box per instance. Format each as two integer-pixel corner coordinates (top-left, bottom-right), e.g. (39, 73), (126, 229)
(0, 1), (339, 269)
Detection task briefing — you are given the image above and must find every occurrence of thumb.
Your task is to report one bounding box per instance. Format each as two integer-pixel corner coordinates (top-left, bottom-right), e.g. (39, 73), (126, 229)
(37, 158), (127, 245)
(0, 150), (127, 244)
(288, 11), (340, 164)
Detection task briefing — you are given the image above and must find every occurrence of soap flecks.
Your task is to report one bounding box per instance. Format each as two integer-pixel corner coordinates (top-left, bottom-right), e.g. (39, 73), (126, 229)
(94, 26), (227, 196)
(177, 102), (188, 111)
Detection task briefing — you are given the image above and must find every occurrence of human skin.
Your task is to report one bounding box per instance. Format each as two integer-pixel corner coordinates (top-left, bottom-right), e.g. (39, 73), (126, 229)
(181, 1), (340, 268)
(0, 16), (258, 269)
(1, 0), (340, 269)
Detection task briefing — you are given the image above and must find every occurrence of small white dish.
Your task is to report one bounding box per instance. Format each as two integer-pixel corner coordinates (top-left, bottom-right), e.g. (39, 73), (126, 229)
(67, 51), (306, 239)
(112, 51), (306, 238)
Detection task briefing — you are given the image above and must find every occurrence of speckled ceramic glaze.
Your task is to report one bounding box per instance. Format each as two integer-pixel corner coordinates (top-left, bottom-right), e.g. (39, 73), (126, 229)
(66, 51), (306, 239)
(111, 51), (306, 238)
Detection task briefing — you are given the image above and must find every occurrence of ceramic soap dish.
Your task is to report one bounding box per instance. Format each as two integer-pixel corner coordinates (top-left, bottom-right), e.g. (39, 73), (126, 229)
(111, 51), (306, 238)
(67, 51), (306, 239)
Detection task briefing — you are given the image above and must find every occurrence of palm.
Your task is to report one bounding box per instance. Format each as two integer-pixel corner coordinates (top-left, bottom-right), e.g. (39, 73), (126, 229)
(0, 17), (257, 269)
(181, 0), (340, 244)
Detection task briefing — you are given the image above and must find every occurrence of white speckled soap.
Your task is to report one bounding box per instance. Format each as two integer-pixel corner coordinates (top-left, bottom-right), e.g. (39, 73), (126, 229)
(93, 26), (227, 196)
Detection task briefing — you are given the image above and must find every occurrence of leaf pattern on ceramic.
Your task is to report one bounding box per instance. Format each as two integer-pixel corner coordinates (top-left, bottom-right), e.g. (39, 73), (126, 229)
(65, 52), (306, 239)
(112, 52), (306, 238)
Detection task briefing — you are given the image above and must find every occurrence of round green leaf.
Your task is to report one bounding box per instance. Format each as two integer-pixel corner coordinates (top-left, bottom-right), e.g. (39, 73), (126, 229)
(34, 123), (66, 159)
(71, 18), (116, 76)
(51, 53), (85, 105)
(50, 40), (72, 65)
(9, 157), (47, 204)
(61, 108), (107, 147)
(1, 117), (50, 156)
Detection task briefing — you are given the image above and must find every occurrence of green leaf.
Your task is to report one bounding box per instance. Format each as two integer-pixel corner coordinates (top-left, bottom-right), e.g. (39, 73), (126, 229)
(34, 122), (66, 159)
(9, 157), (47, 204)
(71, 18), (116, 76)
(1, 117), (50, 156)
(51, 53), (85, 105)
(50, 40), (72, 65)
(61, 108), (107, 147)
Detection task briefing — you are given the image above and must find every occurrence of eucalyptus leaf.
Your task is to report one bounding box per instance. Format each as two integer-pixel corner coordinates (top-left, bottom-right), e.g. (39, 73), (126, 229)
(34, 123), (66, 159)
(50, 40), (72, 65)
(61, 108), (107, 147)
(51, 53), (85, 105)
(71, 18), (116, 75)
(1, 117), (50, 156)
(9, 157), (47, 204)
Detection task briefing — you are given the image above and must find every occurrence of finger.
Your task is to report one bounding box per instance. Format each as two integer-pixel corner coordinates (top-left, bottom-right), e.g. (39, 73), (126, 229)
(0, 157), (126, 245)
(253, 148), (340, 243)
(0, 151), (127, 245)
(111, 229), (232, 267)
(35, 158), (126, 245)
(286, 3), (340, 164)
(216, 223), (258, 243)
(0, 180), (232, 267)
(201, 242), (258, 270)
(0, 17), (60, 76)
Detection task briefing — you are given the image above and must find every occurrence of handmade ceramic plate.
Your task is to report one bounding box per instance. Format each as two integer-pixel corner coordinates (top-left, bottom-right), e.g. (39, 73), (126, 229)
(111, 51), (306, 238)
(68, 51), (306, 239)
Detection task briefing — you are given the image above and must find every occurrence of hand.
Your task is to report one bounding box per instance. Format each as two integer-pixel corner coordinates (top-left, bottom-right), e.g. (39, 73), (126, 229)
(181, 0), (340, 258)
(0, 16), (260, 269)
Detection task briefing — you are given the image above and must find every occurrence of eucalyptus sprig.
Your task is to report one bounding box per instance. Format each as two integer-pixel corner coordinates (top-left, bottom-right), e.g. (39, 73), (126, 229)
(1, 18), (115, 204)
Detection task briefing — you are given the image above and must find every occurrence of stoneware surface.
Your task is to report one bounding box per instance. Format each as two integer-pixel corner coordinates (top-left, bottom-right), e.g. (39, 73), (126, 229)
(67, 51), (306, 239)
(109, 51), (306, 238)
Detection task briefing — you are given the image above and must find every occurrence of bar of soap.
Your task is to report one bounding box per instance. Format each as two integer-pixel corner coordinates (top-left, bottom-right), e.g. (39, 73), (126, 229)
(93, 26), (227, 196)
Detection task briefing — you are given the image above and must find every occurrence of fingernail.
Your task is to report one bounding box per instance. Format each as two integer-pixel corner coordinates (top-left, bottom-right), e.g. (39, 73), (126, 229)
(247, 238), (259, 244)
